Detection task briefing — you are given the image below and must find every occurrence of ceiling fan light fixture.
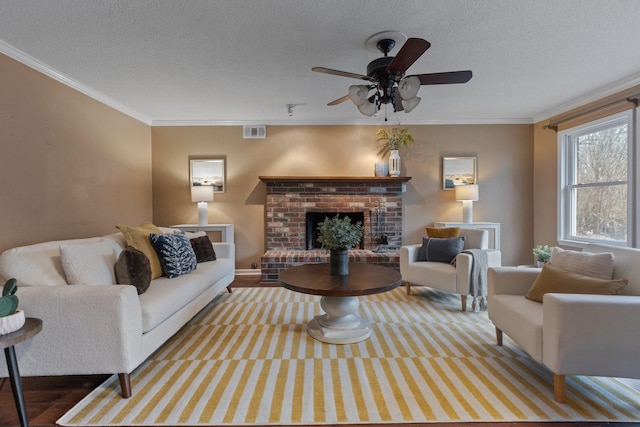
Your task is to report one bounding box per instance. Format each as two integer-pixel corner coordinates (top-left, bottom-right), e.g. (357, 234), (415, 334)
(358, 100), (377, 116)
(398, 76), (420, 100)
(401, 96), (421, 113)
(348, 85), (369, 106)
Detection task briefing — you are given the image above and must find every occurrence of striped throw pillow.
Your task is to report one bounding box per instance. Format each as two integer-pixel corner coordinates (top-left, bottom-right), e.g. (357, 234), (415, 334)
(549, 247), (614, 280)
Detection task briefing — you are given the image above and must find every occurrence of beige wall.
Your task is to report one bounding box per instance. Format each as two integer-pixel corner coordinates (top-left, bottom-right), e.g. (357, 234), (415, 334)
(532, 122), (559, 248)
(0, 53), (152, 251)
(152, 124), (534, 268)
(1, 51), (535, 266)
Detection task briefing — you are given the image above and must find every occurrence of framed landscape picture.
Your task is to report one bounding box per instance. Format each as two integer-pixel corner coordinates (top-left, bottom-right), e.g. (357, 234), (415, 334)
(190, 157), (226, 193)
(442, 156), (477, 190)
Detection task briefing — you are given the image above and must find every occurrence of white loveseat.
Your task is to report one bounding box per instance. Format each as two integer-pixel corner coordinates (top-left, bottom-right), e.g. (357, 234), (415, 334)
(400, 228), (502, 311)
(488, 243), (640, 402)
(0, 228), (235, 398)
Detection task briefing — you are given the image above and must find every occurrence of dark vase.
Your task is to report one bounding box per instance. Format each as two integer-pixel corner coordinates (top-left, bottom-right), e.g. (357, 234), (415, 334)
(330, 249), (349, 276)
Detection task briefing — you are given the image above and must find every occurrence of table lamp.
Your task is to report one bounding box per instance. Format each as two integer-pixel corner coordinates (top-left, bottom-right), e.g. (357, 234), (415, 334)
(455, 184), (479, 223)
(191, 186), (214, 226)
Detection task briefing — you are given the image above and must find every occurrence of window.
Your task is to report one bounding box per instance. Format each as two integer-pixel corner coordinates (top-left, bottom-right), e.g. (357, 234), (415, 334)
(558, 111), (636, 246)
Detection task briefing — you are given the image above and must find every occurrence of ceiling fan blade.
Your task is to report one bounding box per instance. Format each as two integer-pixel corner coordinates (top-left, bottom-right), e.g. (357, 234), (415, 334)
(327, 95), (350, 106)
(386, 38), (431, 75)
(414, 70), (473, 85)
(312, 67), (375, 82)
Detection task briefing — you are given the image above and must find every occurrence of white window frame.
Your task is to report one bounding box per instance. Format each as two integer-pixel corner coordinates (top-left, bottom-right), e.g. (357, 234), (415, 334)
(557, 109), (638, 248)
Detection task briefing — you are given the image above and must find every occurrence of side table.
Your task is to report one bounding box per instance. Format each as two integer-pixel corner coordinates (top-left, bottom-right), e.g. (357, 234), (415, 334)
(0, 317), (43, 427)
(433, 221), (501, 250)
(171, 223), (234, 244)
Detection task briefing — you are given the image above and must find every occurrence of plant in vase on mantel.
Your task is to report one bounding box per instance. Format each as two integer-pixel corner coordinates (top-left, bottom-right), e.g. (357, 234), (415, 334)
(376, 127), (414, 177)
(317, 215), (364, 276)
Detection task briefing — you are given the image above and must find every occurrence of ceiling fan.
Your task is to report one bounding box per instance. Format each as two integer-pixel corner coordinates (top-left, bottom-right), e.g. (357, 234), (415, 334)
(312, 32), (472, 118)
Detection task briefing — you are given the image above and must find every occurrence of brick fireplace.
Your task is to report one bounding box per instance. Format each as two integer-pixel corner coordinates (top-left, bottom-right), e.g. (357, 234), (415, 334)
(259, 176), (410, 281)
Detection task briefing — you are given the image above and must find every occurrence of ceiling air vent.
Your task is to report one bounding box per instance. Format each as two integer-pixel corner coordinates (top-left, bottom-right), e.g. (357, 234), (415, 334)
(243, 125), (266, 139)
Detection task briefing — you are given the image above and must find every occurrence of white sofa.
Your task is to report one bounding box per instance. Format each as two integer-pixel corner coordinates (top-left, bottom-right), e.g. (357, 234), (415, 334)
(400, 228), (502, 310)
(0, 229), (235, 398)
(488, 243), (640, 402)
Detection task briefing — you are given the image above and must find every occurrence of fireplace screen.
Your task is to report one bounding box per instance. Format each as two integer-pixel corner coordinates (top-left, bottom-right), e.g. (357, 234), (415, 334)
(305, 212), (365, 250)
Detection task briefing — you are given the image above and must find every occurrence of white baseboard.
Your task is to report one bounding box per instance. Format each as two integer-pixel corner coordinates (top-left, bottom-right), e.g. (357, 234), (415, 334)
(235, 269), (261, 276)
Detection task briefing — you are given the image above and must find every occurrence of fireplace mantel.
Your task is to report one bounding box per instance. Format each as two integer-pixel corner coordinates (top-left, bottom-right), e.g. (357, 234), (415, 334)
(259, 176), (411, 183)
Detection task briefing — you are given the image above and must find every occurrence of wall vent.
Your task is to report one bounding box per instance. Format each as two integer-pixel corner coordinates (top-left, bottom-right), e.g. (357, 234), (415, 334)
(243, 125), (266, 139)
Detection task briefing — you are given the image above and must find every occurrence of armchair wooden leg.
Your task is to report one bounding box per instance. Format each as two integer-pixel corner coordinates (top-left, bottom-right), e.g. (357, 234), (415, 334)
(461, 295), (467, 311)
(119, 373), (132, 398)
(553, 374), (565, 403)
(406, 282), (411, 295)
(495, 327), (503, 346)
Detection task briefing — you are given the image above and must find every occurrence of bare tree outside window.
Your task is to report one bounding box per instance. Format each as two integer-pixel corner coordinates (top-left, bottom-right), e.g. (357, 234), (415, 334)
(562, 116), (629, 244)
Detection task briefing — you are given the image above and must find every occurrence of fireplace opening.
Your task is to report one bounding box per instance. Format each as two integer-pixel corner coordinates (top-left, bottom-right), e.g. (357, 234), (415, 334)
(306, 212), (365, 250)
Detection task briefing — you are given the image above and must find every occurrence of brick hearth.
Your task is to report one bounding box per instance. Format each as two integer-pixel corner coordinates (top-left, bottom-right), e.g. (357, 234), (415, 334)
(259, 176), (411, 282)
(260, 249), (401, 281)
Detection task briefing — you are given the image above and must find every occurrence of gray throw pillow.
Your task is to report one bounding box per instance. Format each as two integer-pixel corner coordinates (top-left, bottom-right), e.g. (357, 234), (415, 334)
(114, 246), (152, 294)
(417, 237), (465, 264)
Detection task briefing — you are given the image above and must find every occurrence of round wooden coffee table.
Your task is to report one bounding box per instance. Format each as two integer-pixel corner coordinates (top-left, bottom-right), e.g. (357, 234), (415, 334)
(279, 263), (401, 344)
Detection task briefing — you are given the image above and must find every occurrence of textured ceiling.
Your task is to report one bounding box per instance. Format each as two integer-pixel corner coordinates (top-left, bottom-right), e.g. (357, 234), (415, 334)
(1, 0), (640, 125)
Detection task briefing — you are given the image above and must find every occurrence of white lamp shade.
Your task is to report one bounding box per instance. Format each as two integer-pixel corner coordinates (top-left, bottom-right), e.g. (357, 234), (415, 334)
(348, 85), (369, 106)
(398, 76), (420, 100)
(191, 185), (214, 202)
(357, 100), (377, 116)
(455, 184), (479, 201)
(401, 96), (421, 113)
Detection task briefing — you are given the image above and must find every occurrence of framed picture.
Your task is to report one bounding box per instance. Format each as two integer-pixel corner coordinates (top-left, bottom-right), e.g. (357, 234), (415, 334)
(190, 157), (226, 193)
(442, 156), (477, 190)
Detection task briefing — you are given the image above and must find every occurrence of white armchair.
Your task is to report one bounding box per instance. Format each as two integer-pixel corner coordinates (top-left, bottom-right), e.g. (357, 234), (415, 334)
(400, 228), (502, 311)
(488, 243), (640, 402)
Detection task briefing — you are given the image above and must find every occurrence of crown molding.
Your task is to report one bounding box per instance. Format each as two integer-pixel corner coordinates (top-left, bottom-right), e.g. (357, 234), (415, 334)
(150, 117), (533, 127)
(533, 72), (640, 123)
(0, 40), (152, 125)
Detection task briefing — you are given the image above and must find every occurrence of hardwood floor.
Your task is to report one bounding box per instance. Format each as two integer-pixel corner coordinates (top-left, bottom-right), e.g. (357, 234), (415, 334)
(0, 275), (637, 427)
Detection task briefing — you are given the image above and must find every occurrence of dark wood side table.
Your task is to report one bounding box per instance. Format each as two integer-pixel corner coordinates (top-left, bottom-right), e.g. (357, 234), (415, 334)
(279, 263), (401, 344)
(0, 317), (43, 427)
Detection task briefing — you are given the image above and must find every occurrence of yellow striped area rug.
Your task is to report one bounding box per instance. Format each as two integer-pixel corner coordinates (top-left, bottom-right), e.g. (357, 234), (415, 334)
(58, 286), (640, 426)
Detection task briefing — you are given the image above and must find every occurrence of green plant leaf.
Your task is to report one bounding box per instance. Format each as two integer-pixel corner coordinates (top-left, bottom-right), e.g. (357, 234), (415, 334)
(0, 294), (18, 317)
(2, 278), (17, 297)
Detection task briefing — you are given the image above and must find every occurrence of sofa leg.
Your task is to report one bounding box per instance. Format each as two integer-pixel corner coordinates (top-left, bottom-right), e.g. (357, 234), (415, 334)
(119, 373), (132, 398)
(406, 282), (411, 295)
(226, 286), (233, 293)
(461, 295), (467, 311)
(495, 327), (503, 346)
(553, 374), (565, 403)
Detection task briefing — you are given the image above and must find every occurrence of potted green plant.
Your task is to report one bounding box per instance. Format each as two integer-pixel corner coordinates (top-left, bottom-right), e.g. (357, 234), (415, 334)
(376, 127), (414, 177)
(0, 278), (24, 335)
(532, 245), (553, 267)
(317, 215), (364, 275)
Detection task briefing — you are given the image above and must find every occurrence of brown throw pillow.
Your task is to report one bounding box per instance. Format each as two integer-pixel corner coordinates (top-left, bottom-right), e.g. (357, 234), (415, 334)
(114, 247), (152, 295)
(426, 227), (461, 238)
(190, 235), (217, 263)
(525, 263), (628, 303)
